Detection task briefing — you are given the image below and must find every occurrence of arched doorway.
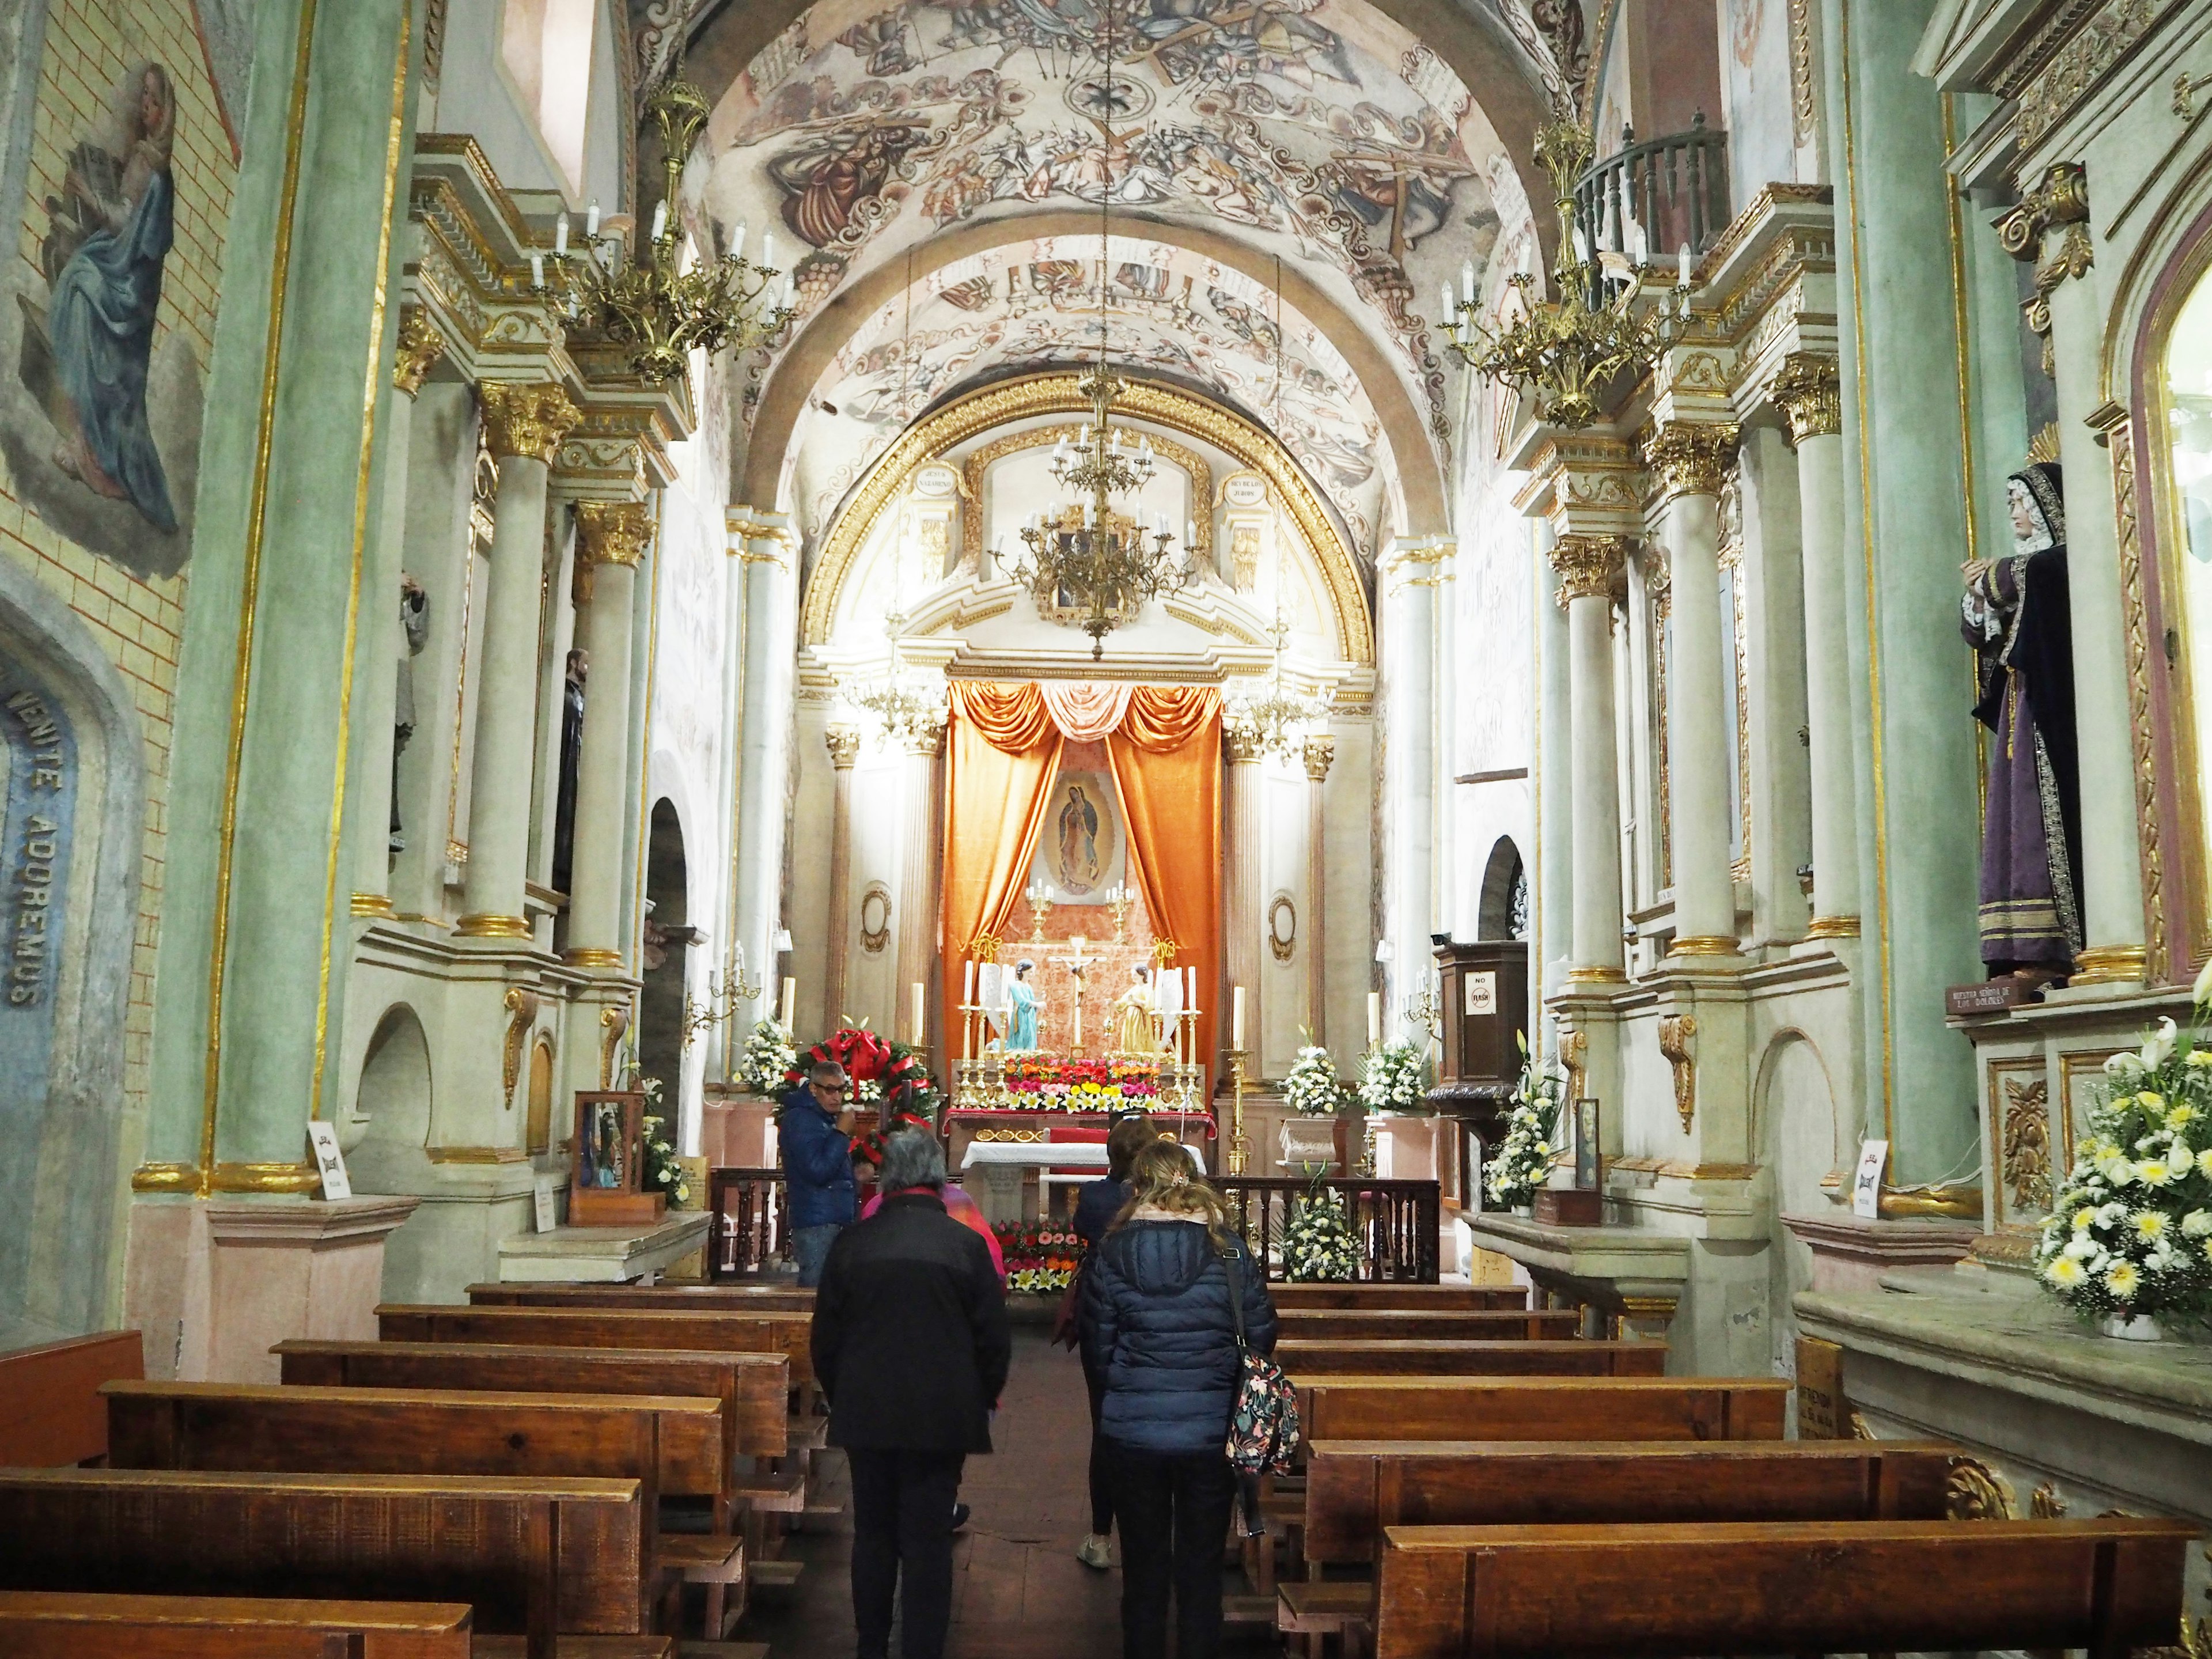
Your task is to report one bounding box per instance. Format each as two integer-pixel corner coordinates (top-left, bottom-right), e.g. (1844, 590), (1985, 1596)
(1476, 836), (1527, 941)
(353, 1003), (434, 1157)
(637, 798), (691, 1108)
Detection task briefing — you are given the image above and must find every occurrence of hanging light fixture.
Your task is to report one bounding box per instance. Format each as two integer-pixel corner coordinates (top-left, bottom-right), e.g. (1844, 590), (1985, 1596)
(1002, 0), (1194, 657)
(1227, 609), (1331, 757)
(550, 76), (796, 383)
(1440, 119), (1694, 430)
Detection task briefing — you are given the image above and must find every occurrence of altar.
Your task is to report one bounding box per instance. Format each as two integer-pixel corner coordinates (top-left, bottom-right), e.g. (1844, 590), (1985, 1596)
(958, 1133), (1208, 1224)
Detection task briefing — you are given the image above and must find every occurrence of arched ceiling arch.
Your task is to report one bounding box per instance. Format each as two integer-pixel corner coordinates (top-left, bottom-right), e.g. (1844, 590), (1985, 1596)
(760, 218), (1426, 552)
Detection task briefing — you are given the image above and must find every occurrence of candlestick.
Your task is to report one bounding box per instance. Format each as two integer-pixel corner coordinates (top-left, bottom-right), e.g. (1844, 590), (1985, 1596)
(1232, 985), (1246, 1051)
(1226, 1047), (1250, 1176)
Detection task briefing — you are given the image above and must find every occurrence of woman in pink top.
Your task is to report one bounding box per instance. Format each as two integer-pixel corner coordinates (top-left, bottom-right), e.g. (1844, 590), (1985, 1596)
(859, 1178), (1005, 1278)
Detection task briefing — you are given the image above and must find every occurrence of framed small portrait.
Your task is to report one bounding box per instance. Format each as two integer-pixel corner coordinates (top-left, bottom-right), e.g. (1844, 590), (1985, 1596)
(1573, 1096), (1600, 1191)
(570, 1090), (645, 1204)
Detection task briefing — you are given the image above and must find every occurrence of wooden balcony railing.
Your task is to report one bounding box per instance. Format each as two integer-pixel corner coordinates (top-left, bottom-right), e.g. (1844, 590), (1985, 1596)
(1215, 1177), (1441, 1283)
(1574, 115), (1730, 294)
(707, 1166), (790, 1281)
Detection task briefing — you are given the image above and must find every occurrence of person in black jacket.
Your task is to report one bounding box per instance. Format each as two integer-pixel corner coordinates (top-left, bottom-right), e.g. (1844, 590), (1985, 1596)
(812, 1129), (1011, 1659)
(1069, 1110), (1158, 1570)
(1080, 1139), (1278, 1659)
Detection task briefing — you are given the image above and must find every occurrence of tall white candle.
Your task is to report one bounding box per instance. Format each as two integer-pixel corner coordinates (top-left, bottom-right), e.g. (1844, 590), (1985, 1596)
(1232, 986), (1246, 1051)
(780, 977), (796, 1032)
(964, 960), (977, 1003)
(1367, 991), (1382, 1047)
(910, 982), (925, 1046)
(555, 213), (569, 254)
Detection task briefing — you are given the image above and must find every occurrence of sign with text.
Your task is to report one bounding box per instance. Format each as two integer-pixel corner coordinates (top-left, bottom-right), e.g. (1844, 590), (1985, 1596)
(1794, 1336), (1847, 1439)
(306, 1121), (351, 1202)
(1851, 1139), (1889, 1219)
(1463, 970), (1497, 1017)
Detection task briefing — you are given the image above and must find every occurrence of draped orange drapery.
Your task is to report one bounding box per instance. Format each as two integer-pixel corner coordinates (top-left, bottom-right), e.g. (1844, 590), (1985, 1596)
(941, 683), (1063, 1051)
(941, 681), (1224, 1094)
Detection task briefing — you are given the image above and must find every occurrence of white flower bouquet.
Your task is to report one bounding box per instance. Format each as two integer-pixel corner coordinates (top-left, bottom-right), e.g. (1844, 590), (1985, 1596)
(738, 1019), (798, 1099)
(1283, 1043), (1349, 1116)
(1484, 1039), (1565, 1210)
(1358, 1039), (1427, 1115)
(1283, 1181), (1360, 1282)
(2034, 991), (2212, 1332)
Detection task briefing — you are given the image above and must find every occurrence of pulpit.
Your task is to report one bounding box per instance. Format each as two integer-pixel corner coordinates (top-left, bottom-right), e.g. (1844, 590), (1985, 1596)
(1426, 940), (1528, 1208)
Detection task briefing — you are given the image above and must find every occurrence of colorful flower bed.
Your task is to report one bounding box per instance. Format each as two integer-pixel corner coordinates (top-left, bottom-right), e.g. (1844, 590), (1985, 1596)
(997, 1056), (1162, 1112)
(993, 1219), (1082, 1294)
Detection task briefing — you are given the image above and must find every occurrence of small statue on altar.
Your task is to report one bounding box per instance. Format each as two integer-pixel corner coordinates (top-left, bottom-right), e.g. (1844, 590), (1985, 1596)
(1006, 959), (1041, 1051)
(1112, 963), (1156, 1054)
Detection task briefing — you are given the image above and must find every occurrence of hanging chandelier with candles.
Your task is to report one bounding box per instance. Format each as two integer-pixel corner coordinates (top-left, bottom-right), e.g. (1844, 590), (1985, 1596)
(1226, 610), (1331, 757)
(547, 77), (796, 383)
(1440, 119), (1694, 431)
(846, 604), (948, 744)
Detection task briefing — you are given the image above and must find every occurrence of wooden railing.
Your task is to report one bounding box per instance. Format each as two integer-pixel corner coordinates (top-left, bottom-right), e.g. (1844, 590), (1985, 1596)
(707, 1167), (790, 1281)
(1215, 1178), (1441, 1283)
(1574, 115), (1730, 297)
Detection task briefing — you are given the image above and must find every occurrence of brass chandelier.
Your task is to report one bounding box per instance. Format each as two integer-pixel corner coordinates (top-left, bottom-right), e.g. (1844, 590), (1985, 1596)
(1226, 611), (1330, 758)
(1441, 120), (1694, 431)
(548, 77), (796, 382)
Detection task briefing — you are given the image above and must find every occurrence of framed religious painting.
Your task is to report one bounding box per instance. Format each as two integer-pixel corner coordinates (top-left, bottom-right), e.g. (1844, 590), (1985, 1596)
(569, 1090), (664, 1228)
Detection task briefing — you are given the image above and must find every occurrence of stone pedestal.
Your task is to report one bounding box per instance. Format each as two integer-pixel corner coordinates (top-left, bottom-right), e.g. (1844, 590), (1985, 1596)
(124, 1196), (420, 1383)
(1781, 1209), (1979, 1293)
(496, 1212), (711, 1283)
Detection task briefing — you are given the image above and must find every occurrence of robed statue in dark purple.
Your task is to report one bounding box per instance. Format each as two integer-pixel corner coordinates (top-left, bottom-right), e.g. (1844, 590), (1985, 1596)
(36, 62), (178, 533)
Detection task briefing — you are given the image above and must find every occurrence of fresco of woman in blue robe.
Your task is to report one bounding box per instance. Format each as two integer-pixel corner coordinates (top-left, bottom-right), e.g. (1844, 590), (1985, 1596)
(31, 63), (178, 534)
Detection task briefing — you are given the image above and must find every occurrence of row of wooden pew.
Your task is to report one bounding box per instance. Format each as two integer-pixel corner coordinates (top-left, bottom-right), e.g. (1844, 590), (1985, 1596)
(1253, 1278), (2199, 1658)
(0, 1279), (827, 1658)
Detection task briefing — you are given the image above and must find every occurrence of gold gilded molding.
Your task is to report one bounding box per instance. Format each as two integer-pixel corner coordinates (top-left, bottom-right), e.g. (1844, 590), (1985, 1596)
(393, 304), (445, 396)
(803, 373), (1370, 663)
(2070, 944), (2148, 984)
(1555, 1028), (1588, 1103)
(1878, 1182), (1982, 1219)
(1806, 914), (1861, 938)
(479, 381), (581, 464)
(566, 947), (624, 969)
(599, 1004), (631, 1089)
(2107, 411), (2167, 983)
(1786, 0), (1817, 142)
(456, 913), (533, 940)
(1642, 422), (1738, 506)
(1770, 353), (1842, 443)
(1658, 1014), (1698, 1133)
(426, 1145), (531, 1164)
(1671, 935), (1740, 956)
(131, 1161), (200, 1193)
(1945, 1456), (2018, 1521)
(825, 725), (862, 768)
(960, 422), (1214, 570)
(1302, 733), (1336, 782)
(350, 892), (396, 918)
(1224, 725), (1268, 764)
(575, 500), (653, 567)
(1995, 162), (2090, 262)
(501, 987), (540, 1106)
(1549, 534), (1627, 607)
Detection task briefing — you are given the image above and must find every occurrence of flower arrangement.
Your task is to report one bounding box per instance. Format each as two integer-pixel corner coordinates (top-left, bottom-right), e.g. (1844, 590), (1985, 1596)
(636, 1077), (691, 1206)
(738, 1019), (797, 1098)
(997, 1056), (1163, 1111)
(993, 1219), (1081, 1294)
(2035, 988), (2212, 1333)
(1358, 1040), (1427, 1115)
(1282, 1043), (1349, 1117)
(1484, 1040), (1565, 1210)
(1283, 1177), (1359, 1281)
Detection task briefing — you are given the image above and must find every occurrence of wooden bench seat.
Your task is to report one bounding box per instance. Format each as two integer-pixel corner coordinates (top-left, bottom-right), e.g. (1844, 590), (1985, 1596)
(1374, 1517), (2199, 1658)
(1297, 1377), (1790, 1443)
(1269, 1286), (1528, 1312)
(0, 1331), (143, 1467)
(1275, 1310), (1578, 1343)
(377, 1305), (814, 1388)
(1301, 1438), (1960, 1566)
(272, 1340), (789, 1460)
(0, 1467), (651, 1659)
(1277, 1340), (1664, 1378)
(468, 1283), (813, 1315)
(0, 1589), (474, 1658)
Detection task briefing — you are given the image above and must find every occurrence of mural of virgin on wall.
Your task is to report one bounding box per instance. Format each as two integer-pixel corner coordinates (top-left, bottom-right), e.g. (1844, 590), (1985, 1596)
(3, 60), (200, 580)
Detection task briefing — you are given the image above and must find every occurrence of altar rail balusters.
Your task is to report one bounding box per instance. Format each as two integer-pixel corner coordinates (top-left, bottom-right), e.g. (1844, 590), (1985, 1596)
(708, 1167), (790, 1281)
(1217, 1177), (1442, 1283)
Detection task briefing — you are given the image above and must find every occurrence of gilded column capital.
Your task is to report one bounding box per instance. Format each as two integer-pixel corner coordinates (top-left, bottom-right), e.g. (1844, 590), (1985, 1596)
(1549, 533), (1628, 607)
(1224, 722), (1268, 765)
(901, 717), (948, 759)
(825, 725), (862, 768)
(1770, 353), (1842, 444)
(1641, 421), (1738, 506)
(575, 500), (653, 568)
(1994, 161), (2089, 262)
(1301, 733), (1336, 783)
(479, 381), (581, 464)
(392, 305), (445, 397)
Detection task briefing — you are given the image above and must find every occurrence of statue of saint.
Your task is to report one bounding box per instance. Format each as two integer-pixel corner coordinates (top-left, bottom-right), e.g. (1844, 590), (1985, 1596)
(1006, 958), (1042, 1051)
(390, 574), (427, 854)
(1960, 461), (2081, 982)
(1112, 963), (1157, 1054)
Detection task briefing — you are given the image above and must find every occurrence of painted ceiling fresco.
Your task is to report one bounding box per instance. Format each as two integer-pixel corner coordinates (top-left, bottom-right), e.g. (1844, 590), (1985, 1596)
(704, 0), (1533, 454)
(787, 233), (1387, 561)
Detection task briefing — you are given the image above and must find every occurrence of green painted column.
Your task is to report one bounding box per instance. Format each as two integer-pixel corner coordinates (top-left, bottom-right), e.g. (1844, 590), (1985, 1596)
(1821, 0), (1982, 1194)
(141, 0), (419, 1190)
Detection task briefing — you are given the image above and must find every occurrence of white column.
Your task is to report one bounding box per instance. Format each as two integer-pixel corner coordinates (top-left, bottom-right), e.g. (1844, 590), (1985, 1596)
(1551, 537), (1626, 980)
(455, 381), (579, 941)
(1535, 525), (1575, 1014)
(824, 725), (861, 1025)
(563, 500), (651, 968)
(349, 310), (444, 912)
(732, 510), (797, 996)
(1380, 539), (1445, 999)
(893, 723), (945, 1058)
(1302, 734), (1334, 1046)
(2039, 202), (2146, 983)
(1774, 355), (1860, 934)
(1645, 422), (1741, 956)
(1223, 725), (1265, 1063)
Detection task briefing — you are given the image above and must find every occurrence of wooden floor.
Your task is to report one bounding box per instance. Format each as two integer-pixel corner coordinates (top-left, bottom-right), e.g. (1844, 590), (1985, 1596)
(739, 1328), (1270, 1659)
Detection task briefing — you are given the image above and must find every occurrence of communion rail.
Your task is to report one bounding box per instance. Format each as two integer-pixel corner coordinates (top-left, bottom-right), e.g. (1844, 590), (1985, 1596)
(1215, 1177), (1441, 1283)
(707, 1167), (791, 1281)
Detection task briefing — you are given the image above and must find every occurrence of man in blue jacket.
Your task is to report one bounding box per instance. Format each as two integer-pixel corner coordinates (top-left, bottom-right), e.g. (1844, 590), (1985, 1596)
(780, 1059), (858, 1286)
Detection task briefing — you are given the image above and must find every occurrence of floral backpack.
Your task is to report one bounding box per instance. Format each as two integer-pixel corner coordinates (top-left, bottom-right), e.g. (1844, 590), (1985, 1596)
(1220, 1245), (1300, 1475)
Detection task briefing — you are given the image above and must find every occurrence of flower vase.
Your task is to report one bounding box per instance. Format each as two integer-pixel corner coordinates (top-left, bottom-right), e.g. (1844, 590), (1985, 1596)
(1510, 1202), (1534, 1218)
(2099, 1312), (2162, 1342)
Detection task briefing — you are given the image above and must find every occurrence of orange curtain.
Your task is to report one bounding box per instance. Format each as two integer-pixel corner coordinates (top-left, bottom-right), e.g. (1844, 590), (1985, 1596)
(1107, 686), (1223, 1096)
(941, 683), (1063, 1052)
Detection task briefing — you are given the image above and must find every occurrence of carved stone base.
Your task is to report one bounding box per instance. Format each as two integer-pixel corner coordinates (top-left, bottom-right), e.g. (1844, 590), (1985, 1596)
(1781, 1209), (1979, 1293)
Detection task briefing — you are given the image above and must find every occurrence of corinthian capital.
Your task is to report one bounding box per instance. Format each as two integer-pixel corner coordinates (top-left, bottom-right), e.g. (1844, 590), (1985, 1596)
(1994, 161), (2089, 263)
(479, 381), (581, 464)
(1642, 421), (1738, 505)
(574, 500), (653, 568)
(392, 305), (445, 397)
(1770, 354), (1842, 445)
(1550, 534), (1628, 607)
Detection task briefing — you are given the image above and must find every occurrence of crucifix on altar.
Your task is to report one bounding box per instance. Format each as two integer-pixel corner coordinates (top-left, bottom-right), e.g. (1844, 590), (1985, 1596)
(1053, 934), (1096, 1052)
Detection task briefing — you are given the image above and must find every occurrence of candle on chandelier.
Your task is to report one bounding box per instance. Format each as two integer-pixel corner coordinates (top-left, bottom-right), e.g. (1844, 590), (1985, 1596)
(1367, 991), (1382, 1047)
(585, 199), (600, 237)
(779, 977), (796, 1032)
(529, 252), (545, 289)
(1184, 518), (1196, 549)
(762, 232), (777, 271)
(650, 200), (668, 241)
(730, 222), (746, 262)
(1677, 242), (1693, 287)
(1460, 260), (1474, 304)
(1440, 282), (1455, 322)
(555, 213), (569, 255)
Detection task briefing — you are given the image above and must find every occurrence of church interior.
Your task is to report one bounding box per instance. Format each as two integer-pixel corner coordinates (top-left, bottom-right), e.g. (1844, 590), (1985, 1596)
(2, 0), (2212, 1650)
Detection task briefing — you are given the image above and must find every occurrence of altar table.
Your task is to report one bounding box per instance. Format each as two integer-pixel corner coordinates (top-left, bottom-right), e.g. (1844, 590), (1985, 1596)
(957, 1138), (1205, 1224)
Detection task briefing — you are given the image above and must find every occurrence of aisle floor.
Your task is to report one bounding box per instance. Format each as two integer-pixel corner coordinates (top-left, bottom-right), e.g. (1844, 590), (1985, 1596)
(739, 1328), (1269, 1659)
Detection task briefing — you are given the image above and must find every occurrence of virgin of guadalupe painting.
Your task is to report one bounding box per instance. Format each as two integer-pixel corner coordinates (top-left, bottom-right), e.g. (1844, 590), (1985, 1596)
(3, 59), (204, 578)
(1036, 769), (1122, 899)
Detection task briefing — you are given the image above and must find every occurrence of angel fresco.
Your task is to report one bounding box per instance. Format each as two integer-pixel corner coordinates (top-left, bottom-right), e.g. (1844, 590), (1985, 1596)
(767, 119), (931, 246)
(18, 62), (179, 534)
(1134, 0), (1357, 92)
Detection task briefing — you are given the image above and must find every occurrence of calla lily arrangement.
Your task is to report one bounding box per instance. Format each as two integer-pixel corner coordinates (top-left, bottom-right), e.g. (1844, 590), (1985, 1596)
(2032, 961), (2212, 1331)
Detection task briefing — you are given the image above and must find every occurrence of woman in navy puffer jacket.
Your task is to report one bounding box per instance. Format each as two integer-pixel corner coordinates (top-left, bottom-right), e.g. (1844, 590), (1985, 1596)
(1079, 1140), (1277, 1659)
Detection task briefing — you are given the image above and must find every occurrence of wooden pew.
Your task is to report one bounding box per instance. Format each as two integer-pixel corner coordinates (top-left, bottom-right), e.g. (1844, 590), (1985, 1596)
(1277, 1340), (1664, 1378)
(1301, 1439), (1960, 1567)
(0, 1590), (472, 1658)
(469, 1282), (814, 1315)
(0, 1331), (143, 1467)
(1268, 1286), (1527, 1312)
(378, 1304), (813, 1387)
(1275, 1310), (1579, 1342)
(0, 1467), (660, 1659)
(1297, 1377), (1791, 1443)
(1373, 1517), (2199, 1659)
